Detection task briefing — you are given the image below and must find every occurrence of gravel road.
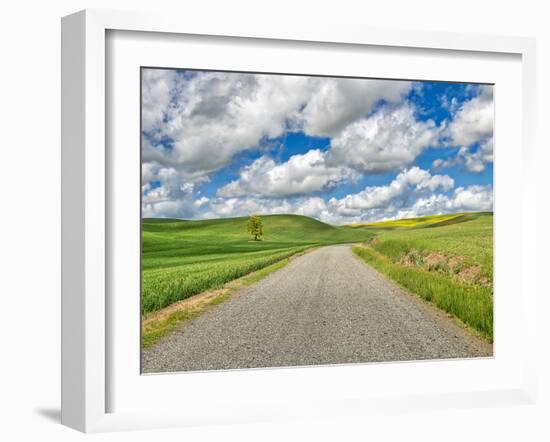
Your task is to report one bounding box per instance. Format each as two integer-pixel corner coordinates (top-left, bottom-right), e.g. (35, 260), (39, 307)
(142, 244), (492, 373)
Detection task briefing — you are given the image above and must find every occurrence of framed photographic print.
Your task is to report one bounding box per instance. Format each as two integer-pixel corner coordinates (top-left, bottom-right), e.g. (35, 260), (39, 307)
(61, 9), (537, 432)
(139, 67), (494, 374)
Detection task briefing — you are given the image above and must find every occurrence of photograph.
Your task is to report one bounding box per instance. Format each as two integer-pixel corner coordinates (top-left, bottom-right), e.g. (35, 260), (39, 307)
(140, 68), (494, 373)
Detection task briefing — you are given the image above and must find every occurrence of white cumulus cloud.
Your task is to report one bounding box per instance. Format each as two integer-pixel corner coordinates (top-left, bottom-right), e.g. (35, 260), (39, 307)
(326, 167), (454, 219)
(447, 185), (493, 212)
(141, 69), (178, 135)
(436, 85), (494, 173)
(393, 185), (493, 220)
(218, 149), (359, 198)
(433, 137), (494, 173)
(326, 104), (440, 173)
(141, 163), (207, 219)
(142, 69), (413, 178)
(202, 196), (329, 220)
(298, 78), (411, 137)
(448, 85), (493, 147)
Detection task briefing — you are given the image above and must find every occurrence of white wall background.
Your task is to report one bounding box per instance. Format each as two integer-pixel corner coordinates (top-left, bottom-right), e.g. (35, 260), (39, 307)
(0, 1), (548, 440)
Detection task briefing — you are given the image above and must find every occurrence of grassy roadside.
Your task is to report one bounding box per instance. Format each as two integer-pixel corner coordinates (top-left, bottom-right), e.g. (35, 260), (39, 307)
(142, 249), (312, 350)
(351, 212), (493, 341)
(142, 292), (230, 350)
(353, 245), (493, 341)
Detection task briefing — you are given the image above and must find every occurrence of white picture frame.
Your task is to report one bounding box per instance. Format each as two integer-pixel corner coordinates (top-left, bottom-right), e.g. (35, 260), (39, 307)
(61, 9), (537, 433)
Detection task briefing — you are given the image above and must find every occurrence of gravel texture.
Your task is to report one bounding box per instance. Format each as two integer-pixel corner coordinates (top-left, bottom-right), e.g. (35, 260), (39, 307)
(142, 244), (492, 373)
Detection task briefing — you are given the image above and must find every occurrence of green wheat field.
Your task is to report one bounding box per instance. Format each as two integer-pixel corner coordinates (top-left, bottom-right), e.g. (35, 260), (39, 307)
(142, 215), (374, 313)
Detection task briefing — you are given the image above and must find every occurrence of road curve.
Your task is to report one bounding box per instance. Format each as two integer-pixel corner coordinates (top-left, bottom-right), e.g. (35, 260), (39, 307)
(142, 244), (492, 373)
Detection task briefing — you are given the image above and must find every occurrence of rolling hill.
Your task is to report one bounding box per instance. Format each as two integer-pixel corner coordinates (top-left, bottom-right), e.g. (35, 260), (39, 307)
(142, 214), (375, 313)
(347, 212), (493, 229)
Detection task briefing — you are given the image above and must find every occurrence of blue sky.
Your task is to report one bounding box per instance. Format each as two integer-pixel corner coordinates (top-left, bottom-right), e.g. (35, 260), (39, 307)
(141, 69), (493, 224)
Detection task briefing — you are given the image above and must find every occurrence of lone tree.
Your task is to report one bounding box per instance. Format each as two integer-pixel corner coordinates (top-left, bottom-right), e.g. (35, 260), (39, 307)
(246, 214), (264, 241)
